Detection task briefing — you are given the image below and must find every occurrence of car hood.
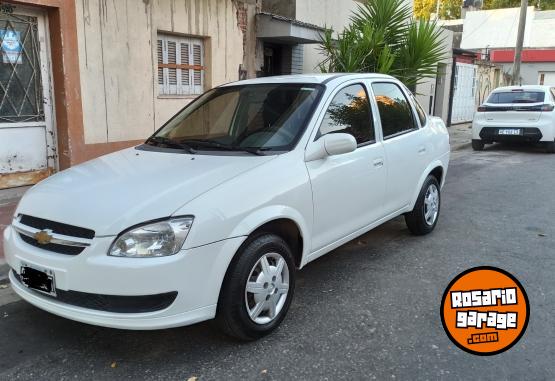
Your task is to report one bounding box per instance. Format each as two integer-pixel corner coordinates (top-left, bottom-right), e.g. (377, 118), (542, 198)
(16, 147), (276, 236)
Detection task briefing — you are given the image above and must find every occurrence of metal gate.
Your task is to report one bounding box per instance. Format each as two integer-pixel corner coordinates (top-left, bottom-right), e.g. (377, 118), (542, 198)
(451, 62), (477, 124)
(0, 6), (56, 189)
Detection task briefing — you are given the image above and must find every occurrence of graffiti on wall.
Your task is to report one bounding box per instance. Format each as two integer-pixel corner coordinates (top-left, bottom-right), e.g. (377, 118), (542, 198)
(475, 61), (507, 105)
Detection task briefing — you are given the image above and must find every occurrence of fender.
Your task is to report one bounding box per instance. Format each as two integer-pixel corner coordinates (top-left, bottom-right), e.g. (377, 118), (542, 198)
(226, 204), (312, 267)
(409, 158), (448, 211)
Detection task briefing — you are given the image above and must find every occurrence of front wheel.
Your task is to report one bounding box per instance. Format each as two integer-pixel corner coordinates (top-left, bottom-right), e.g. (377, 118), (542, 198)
(216, 234), (296, 341)
(545, 140), (555, 153)
(405, 176), (441, 235)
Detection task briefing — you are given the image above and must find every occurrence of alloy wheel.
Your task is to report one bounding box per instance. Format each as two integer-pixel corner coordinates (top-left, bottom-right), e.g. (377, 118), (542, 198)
(244, 252), (290, 325)
(424, 183), (440, 226)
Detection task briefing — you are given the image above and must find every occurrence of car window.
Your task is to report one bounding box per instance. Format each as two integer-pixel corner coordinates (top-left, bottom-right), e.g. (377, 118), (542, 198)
(410, 93), (427, 126)
(152, 84), (323, 151)
(487, 91), (545, 104)
(372, 82), (416, 138)
(550, 88), (555, 102)
(317, 84), (374, 145)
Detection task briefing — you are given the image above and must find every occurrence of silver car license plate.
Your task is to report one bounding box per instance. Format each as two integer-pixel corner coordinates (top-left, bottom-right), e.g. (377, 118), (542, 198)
(498, 129), (521, 135)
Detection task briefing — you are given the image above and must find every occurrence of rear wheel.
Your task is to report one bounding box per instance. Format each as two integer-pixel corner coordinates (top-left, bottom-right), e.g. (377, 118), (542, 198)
(405, 176), (441, 236)
(216, 234), (295, 341)
(472, 139), (485, 151)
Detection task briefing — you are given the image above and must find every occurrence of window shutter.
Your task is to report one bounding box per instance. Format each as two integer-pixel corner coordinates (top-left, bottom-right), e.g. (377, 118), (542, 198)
(167, 41), (177, 94)
(157, 40), (163, 85)
(180, 43), (190, 86)
(192, 43), (203, 94)
(157, 34), (204, 96)
(177, 42), (191, 95)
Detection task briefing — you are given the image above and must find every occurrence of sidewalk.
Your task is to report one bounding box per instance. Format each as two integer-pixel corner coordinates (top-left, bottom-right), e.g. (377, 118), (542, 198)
(448, 122), (472, 151)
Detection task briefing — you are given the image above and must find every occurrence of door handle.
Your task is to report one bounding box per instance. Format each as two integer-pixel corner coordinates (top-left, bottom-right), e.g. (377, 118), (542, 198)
(418, 146), (427, 154)
(373, 158), (384, 168)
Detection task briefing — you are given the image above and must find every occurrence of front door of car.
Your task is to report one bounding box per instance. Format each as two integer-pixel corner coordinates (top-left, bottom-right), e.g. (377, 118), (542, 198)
(370, 82), (430, 213)
(305, 83), (386, 252)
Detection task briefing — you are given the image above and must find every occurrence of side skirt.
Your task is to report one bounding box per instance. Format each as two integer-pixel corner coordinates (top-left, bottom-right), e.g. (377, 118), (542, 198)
(303, 206), (410, 266)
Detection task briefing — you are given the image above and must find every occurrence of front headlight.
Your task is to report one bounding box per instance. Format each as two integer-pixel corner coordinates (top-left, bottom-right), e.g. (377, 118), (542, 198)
(109, 217), (194, 258)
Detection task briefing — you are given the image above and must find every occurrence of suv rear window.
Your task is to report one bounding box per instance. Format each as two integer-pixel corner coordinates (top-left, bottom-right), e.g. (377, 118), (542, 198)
(487, 91), (545, 104)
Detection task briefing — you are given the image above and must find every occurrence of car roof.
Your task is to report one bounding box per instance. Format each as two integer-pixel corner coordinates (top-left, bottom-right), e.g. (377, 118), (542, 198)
(491, 85), (552, 93)
(219, 73), (396, 87)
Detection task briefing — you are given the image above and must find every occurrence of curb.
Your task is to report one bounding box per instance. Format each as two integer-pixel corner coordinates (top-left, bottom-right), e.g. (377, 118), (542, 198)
(0, 264), (9, 286)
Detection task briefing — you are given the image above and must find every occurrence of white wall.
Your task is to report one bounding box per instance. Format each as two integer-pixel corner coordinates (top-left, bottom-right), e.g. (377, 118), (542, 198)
(415, 27), (454, 122)
(296, 0), (414, 73)
(295, 0), (359, 73)
(461, 7), (540, 50)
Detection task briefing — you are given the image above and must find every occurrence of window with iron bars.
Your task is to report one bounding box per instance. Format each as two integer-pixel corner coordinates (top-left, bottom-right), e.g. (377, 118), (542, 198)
(157, 34), (205, 96)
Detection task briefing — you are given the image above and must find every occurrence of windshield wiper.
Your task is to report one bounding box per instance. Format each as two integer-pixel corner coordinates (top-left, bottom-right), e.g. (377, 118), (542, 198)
(146, 136), (196, 154)
(181, 139), (269, 156)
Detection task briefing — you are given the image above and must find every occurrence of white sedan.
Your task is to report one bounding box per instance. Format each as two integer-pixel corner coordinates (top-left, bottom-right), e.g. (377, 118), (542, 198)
(472, 85), (555, 153)
(4, 74), (450, 340)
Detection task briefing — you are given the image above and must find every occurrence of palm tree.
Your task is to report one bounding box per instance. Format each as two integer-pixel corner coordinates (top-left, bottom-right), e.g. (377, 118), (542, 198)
(317, 0), (445, 90)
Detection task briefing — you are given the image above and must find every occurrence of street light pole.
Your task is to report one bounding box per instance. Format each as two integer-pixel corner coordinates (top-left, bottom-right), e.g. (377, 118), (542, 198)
(512, 0), (528, 85)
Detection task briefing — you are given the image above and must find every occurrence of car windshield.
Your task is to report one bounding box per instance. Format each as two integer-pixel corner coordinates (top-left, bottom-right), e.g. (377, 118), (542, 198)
(149, 83), (324, 153)
(487, 91), (545, 104)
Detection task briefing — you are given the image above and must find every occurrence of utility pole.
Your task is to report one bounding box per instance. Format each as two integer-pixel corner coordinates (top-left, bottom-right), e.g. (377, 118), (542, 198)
(512, 0), (528, 85)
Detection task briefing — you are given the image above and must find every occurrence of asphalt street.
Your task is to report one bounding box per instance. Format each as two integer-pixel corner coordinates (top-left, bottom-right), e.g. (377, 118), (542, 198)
(0, 142), (554, 380)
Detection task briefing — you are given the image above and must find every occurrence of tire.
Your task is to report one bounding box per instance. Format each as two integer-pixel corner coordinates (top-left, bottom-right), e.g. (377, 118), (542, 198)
(405, 175), (441, 236)
(472, 139), (485, 151)
(216, 233), (296, 341)
(545, 140), (555, 153)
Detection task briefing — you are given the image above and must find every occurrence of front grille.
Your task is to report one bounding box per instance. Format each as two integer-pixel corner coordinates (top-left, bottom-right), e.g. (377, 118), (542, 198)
(19, 234), (85, 255)
(19, 215), (95, 239)
(16, 215), (94, 255)
(12, 271), (177, 313)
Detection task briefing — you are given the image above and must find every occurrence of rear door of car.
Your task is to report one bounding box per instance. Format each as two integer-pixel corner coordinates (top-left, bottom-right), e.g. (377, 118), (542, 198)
(368, 81), (430, 214)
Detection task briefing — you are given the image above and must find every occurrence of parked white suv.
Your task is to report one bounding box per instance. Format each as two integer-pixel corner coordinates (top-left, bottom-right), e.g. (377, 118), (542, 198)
(472, 85), (555, 153)
(4, 74), (450, 340)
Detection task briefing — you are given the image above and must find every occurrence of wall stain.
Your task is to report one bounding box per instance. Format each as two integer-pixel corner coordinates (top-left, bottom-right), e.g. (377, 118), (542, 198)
(170, 0), (175, 32)
(111, 0), (120, 31)
(195, 0), (200, 35)
(82, 0), (91, 67)
(186, 0), (192, 33)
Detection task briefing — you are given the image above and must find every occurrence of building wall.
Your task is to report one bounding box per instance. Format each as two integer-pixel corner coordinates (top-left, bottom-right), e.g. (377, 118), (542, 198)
(461, 7), (535, 50)
(295, 0), (414, 73)
(76, 0), (246, 145)
(500, 62), (555, 86)
(476, 61), (506, 103)
(415, 27), (454, 122)
(460, 7), (555, 51)
(295, 0), (359, 73)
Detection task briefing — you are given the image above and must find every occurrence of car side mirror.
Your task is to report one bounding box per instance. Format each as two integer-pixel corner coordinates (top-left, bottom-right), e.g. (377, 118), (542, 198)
(305, 133), (357, 162)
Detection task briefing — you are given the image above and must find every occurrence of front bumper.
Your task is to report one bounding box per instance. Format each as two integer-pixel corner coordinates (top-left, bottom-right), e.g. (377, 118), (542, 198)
(4, 225), (245, 330)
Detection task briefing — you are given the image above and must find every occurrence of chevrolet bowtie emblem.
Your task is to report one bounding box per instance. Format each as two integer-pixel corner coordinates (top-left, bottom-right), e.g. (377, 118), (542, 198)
(34, 229), (53, 245)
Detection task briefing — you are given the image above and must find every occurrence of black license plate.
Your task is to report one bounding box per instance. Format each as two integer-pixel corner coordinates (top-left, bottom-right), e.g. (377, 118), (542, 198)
(20, 266), (56, 296)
